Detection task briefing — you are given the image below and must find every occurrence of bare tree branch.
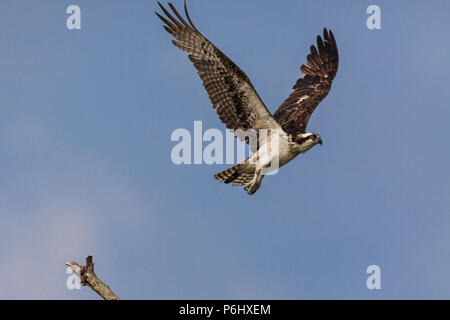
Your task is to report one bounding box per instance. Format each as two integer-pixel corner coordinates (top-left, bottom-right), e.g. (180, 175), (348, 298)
(66, 254), (120, 300)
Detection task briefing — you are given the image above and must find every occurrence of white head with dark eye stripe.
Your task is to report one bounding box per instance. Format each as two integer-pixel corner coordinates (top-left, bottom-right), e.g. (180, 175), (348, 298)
(295, 132), (322, 152)
(309, 132), (322, 145)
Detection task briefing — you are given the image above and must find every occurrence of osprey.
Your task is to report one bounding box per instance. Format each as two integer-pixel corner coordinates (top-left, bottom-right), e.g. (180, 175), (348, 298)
(156, 2), (339, 195)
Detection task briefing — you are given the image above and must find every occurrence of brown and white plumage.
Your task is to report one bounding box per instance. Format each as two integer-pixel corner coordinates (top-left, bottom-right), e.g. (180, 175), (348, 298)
(156, 2), (339, 194)
(273, 28), (339, 138)
(156, 2), (281, 141)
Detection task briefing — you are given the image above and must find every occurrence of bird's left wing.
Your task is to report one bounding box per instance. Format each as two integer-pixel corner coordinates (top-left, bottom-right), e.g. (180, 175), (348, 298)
(156, 2), (282, 145)
(273, 28), (339, 136)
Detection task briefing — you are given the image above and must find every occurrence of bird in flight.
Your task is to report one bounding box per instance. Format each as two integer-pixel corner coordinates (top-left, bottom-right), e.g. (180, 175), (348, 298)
(156, 2), (339, 195)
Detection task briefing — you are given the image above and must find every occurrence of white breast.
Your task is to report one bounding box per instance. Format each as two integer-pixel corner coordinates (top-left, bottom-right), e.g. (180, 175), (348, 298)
(247, 131), (300, 172)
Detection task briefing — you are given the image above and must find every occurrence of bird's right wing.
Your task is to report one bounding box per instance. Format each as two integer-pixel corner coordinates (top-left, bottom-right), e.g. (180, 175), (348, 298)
(156, 2), (282, 149)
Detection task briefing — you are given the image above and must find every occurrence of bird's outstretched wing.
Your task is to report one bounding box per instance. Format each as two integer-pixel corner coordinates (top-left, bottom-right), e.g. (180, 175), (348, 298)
(156, 2), (281, 144)
(273, 28), (339, 136)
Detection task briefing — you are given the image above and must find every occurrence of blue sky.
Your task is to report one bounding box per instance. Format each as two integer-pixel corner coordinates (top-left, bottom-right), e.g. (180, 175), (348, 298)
(0, 0), (449, 299)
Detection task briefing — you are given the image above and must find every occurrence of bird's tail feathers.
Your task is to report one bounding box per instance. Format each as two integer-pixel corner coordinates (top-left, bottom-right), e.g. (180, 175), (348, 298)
(214, 164), (253, 186)
(214, 165), (241, 184)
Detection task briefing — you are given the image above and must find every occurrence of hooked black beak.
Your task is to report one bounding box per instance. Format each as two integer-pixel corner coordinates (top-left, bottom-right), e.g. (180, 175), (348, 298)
(318, 138), (322, 146)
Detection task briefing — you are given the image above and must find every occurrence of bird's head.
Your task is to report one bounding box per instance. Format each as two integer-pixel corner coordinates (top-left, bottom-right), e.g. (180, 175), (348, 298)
(296, 132), (322, 147)
(310, 132), (322, 146)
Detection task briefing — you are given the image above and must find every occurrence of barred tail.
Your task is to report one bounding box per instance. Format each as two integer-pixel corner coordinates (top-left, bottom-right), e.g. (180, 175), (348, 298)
(214, 165), (241, 184)
(214, 164), (254, 186)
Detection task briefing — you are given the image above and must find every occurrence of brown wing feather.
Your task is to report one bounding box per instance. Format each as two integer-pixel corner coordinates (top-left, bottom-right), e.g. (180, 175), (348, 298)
(156, 2), (281, 140)
(273, 28), (339, 136)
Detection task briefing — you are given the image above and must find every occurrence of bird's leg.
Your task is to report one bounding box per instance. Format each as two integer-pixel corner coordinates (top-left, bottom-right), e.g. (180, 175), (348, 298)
(244, 167), (262, 195)
(252, 173), (265, 194)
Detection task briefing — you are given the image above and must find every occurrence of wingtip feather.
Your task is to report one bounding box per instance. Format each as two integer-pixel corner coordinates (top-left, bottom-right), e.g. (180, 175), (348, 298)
(184, 0), (199, 31)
